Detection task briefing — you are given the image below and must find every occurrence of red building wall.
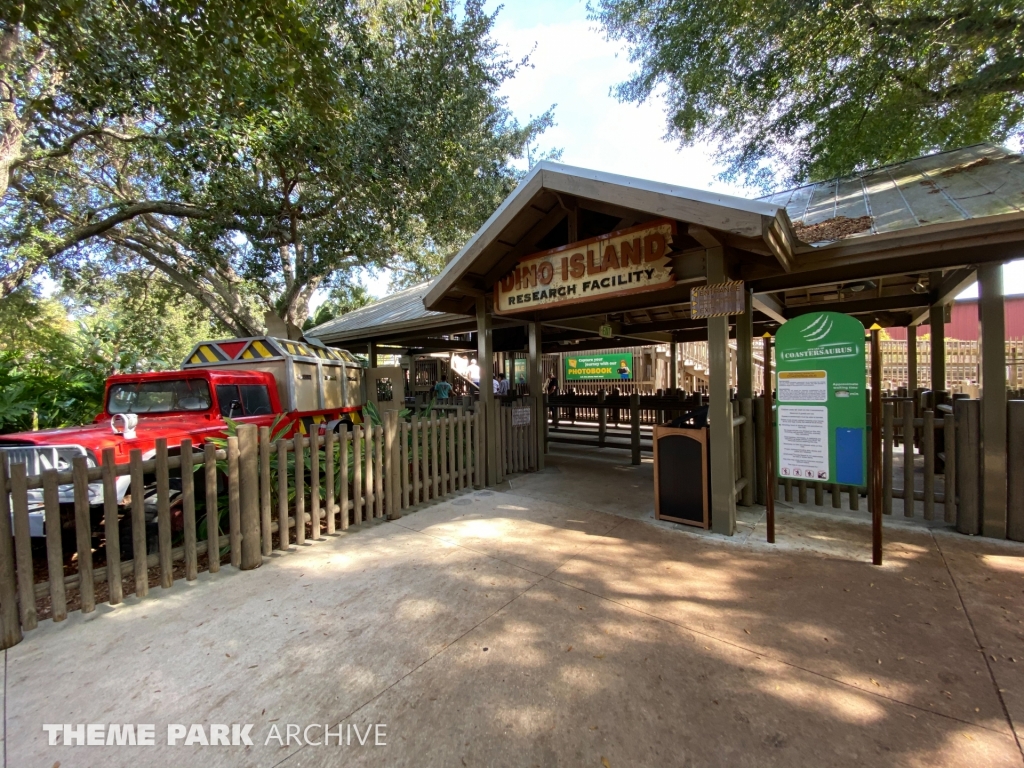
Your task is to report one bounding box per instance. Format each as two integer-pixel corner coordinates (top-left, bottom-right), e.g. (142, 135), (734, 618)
(885, 296), (1024, 341)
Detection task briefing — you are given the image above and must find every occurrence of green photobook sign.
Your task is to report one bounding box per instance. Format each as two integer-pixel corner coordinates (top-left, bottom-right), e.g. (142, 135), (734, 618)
(774, 312), (866, 486)
(565, 353), (634, 381)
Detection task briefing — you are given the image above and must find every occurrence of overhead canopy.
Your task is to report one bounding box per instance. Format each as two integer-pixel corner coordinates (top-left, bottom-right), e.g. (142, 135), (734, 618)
(312, 144), (1024, 353)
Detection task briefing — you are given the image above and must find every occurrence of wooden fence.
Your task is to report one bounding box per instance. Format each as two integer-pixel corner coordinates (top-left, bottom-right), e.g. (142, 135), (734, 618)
(758, 395), (1024, 539)
(0, 410), (481, 649)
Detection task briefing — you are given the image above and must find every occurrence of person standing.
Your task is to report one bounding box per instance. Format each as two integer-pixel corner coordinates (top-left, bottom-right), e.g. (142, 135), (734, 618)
(434, 375), (453, 402)
(497, 372), (509, 396)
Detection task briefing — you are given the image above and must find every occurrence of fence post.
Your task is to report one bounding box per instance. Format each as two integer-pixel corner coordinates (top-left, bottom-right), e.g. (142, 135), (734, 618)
(598, 389), (607, 447)
(955, 399), (981, 535)
(237, 425), (262, 570)
(227, 435), (242, 564)
(72, 456), (96, 610)
(740, 398), (754, 506)
(1008, 401), (1024, 541)
(902, 400), (915, 517)
(630, 393), (641, 466)
(883, 402), (893, 515)
(180, 440), (198, 582)
(10, 462), (37, 630)
(922, 410), (935, 520)
(309, 432), (321, 538)
(154, 439), (173, 589)
(260, 427), (274, 550)
(386, 412), (400, 520)
(943, 413), (957, 524)
(102, 448), (123, 604)
(204, 444), (220, 572)
(0, 458), (23, 648)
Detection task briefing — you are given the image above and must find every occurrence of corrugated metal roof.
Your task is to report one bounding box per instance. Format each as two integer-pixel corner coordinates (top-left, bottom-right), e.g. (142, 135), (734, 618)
(305, 281), (461, 344)
(760, 144), (1024, 244)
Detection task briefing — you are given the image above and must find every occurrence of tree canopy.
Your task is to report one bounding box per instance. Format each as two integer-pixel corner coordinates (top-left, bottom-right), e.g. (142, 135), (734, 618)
(2, 0), (552, 331)
(592, 0), (1024, 187)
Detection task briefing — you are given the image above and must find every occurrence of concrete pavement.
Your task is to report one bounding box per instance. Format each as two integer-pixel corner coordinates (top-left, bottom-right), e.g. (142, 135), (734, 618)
(4, 446), (1023, 767)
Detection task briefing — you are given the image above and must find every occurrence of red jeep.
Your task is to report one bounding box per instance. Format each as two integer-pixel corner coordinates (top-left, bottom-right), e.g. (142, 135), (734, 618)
(0, 336), (365, 545)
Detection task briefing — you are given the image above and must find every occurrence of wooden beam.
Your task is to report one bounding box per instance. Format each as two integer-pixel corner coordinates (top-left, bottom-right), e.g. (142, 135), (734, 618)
(909, 267), (976, 325)
(784, 292), (931, 319)
(752, 293), (787, 324)
(481, 205), (567, 286)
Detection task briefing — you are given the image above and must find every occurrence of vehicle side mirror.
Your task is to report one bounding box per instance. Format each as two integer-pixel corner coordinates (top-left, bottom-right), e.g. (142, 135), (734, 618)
(228, 400), (241, 418)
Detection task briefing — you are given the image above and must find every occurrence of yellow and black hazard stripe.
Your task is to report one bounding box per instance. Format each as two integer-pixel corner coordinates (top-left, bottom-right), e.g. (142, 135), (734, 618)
(188, 343), (228, 364)
(240, 339), (277, 360)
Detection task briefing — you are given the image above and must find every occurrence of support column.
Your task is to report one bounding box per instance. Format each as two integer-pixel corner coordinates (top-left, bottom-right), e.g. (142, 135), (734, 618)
(669, 341), (678, 392)
(528, 322), (545, 470)
(368, 340), (378, 368)
(707, 248), (737, 536)
(477, 296), (497, 487)
(929, 271), (946, 391)
(978, 264), (1007, 539)
(736, 289), (753, 399)
(907, 326), (918, 393)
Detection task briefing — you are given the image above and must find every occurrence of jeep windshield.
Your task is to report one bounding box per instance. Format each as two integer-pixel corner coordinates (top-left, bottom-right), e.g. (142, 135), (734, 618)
(107, 379), (212, 414)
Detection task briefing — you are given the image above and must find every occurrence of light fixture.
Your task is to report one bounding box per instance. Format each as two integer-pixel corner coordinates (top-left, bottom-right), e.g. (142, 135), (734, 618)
(847, 280), (876, 293)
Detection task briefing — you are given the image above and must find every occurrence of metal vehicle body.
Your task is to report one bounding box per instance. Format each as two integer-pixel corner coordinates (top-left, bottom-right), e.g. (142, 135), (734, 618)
(0, 336), (365, 537)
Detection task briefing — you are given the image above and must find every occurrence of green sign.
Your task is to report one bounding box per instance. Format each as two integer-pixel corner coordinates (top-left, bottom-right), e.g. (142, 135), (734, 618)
(565, 353), (634, 381)
(513, 358), (527, 385)
(774, 312), (866, 486)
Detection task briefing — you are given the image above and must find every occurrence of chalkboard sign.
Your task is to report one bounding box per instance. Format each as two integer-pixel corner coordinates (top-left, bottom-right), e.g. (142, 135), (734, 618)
(654, 426), (710, 528)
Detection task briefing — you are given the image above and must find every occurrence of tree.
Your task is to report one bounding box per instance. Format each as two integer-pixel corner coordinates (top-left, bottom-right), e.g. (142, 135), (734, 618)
(592, 0), (1024, 187)
(303, 283), (373, 330)
(2, 1), (554, 330)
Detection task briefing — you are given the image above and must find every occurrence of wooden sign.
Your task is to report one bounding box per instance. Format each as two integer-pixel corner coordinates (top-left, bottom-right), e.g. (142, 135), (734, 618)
(690, 280), (745, 318)
(494, 219), (677, 315)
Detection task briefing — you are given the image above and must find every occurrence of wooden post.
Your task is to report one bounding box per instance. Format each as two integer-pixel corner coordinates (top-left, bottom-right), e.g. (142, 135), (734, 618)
(412, 416), (421, 504)
(474, 409), (484, 489)
(72, 455), (96, 609)
(528, 322), (545, 469)
(979, 263), (1008, 538)
(762, 335), (775, 544)
(276, 439), (290, 548)
(294, 434), (307, 543)
(740, 398), (754, 506)
(943, 413), (957, 524)
(364, 426), (374, 519)
(870, 326), (883, 566)
(737, 291), (753, 399)
(353, 425), (363, 522)
(402, 421), (411, 508)
(883, 402), (894, 515)
(180, 440), (198, 581)
(902, 400), (915, 517)
(478, 295), (497, 487)
(227, 435), (243, 563)
(154, 439), (173, 589)
(101, 448), (123, 603)
(204, 444), (220, 572)
(260, 427), (274, 551)
(1008, 401), (1024, 541)
(0, 458), (23, 646)
(309, 432), (321, 538)
(237, 424), (262, 570)
(374, 424), (384, 518)
(42, 470), (67, 621)
(339, 425), (350, 530)
(955, 398), (981, 535)
(707, 248), (736, 536)
(325, 429), (336, 534)
(630, 393), (641, 466)
(929, 273), (946, 391)
(907, 327), (918, 393)
(9, 462), (36, 630)
(922, 410), (935, 520)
